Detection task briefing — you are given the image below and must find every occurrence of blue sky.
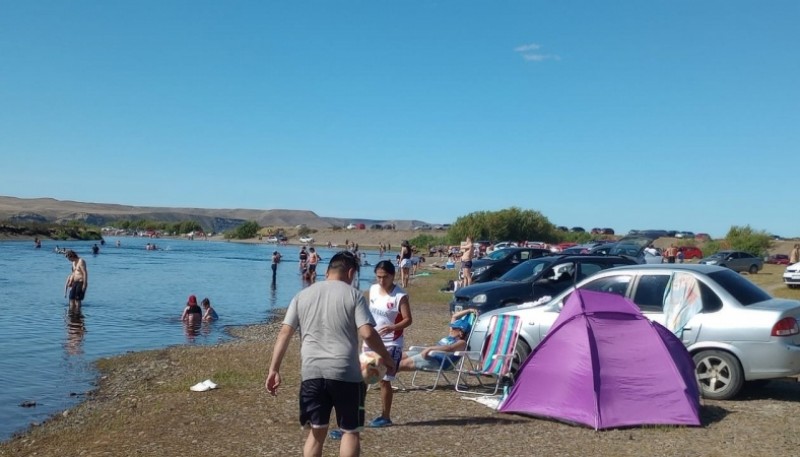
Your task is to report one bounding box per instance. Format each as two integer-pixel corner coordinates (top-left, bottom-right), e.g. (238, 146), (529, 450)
(1, 1), (798, 238)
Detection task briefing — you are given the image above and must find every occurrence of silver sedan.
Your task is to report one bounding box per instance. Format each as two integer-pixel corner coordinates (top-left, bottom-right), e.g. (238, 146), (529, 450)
(468, 264), (800, 400)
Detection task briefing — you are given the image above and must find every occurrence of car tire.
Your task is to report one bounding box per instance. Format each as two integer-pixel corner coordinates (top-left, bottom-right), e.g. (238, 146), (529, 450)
(748, 264), (759, 274)
(507, 339), (532, 385)
(693, 350), (744, 400)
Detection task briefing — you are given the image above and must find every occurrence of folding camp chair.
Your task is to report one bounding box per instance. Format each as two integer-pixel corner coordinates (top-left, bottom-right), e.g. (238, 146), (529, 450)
(407, 311), (477, 391)
(454, 314), (522, 396)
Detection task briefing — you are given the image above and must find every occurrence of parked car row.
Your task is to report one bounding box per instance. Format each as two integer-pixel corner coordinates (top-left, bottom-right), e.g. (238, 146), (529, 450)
(629, 229), (711, 241)
(412, 224), (451, 230)
(467, 264), (800, 401)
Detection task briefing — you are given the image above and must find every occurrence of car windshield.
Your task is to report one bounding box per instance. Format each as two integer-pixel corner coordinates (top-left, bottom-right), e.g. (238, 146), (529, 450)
(609, 244), (641, 256)
(498, 258), (551, 282)
(708, 252), (729, 259)
(485, 249), (510, 261)
(708, 269), (772, 305)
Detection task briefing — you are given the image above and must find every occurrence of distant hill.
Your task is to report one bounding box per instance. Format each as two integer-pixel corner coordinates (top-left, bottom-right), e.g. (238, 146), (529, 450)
(0, 196), (427, 233)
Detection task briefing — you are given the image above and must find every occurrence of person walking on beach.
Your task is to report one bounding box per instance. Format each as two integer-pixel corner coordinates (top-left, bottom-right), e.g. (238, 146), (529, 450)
(266, 251), (395, 457)
(363, 260), (412, 428)
(64, 249), (88, 316)
(460, 236), (474, 287)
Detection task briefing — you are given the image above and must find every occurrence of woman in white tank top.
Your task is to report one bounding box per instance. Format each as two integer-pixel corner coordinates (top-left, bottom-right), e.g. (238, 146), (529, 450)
(364, 260), (412, 428)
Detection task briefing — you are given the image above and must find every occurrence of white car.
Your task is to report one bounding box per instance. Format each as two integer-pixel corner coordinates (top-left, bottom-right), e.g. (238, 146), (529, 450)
(265, 236), (279, 243)
(299, 236), (315, 244)
(784, 262), (800, 288)
(468, 264), (800, 400)
(492, 241), (519, 251)
(346, 224), (357, 230)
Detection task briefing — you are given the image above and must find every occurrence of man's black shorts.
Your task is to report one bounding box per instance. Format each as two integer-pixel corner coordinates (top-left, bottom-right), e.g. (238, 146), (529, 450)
(69, 281), (85, 300)
(299, 379), (366, 431)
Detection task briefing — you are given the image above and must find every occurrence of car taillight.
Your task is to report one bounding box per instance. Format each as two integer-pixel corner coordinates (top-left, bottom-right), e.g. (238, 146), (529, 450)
(771, 318), (800, 337)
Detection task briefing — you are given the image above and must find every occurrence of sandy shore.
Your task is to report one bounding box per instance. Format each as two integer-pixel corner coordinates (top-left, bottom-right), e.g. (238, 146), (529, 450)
(3, 268), (800, 456)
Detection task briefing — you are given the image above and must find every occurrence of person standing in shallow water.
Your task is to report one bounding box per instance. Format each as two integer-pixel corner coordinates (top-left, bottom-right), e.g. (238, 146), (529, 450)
(399, 241), (412, 288)
(271, 250), (282, 284)
(308, 247), (320, 283)
(64, 250), (88, 316)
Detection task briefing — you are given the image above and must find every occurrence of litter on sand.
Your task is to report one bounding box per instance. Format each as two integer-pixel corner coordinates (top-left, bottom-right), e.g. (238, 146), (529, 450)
(190, 379), (219, 392)
(461, 395), (503, 410)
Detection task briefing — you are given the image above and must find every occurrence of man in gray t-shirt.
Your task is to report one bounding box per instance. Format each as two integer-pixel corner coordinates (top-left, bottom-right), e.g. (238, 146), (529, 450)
(266, 251), (394, 457)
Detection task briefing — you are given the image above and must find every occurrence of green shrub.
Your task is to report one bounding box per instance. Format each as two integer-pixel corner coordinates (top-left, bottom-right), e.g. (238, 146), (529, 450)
(408, 234), (447, 251)
(226, 221), (260, 239)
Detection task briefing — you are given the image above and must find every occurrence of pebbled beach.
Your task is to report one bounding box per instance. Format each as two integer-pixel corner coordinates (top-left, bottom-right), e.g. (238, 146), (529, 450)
(2, 269), (800, 456)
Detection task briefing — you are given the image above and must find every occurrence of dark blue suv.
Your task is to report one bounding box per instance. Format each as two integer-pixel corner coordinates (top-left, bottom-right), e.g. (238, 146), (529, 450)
(450, 255), (637, 314)
(463, 247), (551, 283)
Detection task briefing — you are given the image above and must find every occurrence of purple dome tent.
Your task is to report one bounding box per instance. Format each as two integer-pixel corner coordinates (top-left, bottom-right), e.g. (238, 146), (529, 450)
(499, 290), (701, 430)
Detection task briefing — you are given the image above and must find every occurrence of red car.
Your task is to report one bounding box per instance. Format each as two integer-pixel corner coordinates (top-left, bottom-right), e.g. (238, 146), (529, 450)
(678, 246), (704, 260)
(766, 254), (791, 265)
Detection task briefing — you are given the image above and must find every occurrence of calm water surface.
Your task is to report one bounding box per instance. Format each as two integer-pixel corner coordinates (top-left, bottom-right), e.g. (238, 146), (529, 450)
(0, 238), (379, 441)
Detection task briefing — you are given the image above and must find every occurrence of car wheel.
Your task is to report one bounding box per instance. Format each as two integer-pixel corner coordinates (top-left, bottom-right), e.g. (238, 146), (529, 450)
(507, 339), (532, 386)
(693, 350), (744, 400)
(748, 264), (759, 274)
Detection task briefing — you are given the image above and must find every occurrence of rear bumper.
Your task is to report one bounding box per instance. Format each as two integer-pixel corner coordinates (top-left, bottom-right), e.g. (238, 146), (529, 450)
(736, 341), (800, 380)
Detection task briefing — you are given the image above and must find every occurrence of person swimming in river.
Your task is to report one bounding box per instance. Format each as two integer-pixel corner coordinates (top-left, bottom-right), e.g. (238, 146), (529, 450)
(181, 295), (202, 324)
(201, 297), (218, 321)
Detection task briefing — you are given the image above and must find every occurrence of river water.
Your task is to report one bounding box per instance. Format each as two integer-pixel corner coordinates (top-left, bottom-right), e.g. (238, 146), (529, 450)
(0, 237), (379, 441)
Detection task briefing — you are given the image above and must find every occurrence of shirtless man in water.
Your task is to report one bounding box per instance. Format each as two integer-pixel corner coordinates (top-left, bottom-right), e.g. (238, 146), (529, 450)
(64, 250), (88, 315)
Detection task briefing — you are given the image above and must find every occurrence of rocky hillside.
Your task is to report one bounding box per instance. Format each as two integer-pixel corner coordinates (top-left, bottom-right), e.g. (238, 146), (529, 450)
(0, 196), (427, 233)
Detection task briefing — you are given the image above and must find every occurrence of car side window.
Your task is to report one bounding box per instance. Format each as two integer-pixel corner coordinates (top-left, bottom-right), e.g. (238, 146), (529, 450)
(698, 280), (723, 312)
(558, 275), (633, 309)
(519, 252), (530, 261)
(581, 275), (633, 297)
(576, 262), (604, 281)
(632, 274), (671, 312)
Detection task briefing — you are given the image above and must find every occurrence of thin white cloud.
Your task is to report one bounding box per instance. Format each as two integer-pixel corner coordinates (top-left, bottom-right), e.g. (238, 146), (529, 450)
(514, 43), (542, 52)
(515, 43), (560, 62)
